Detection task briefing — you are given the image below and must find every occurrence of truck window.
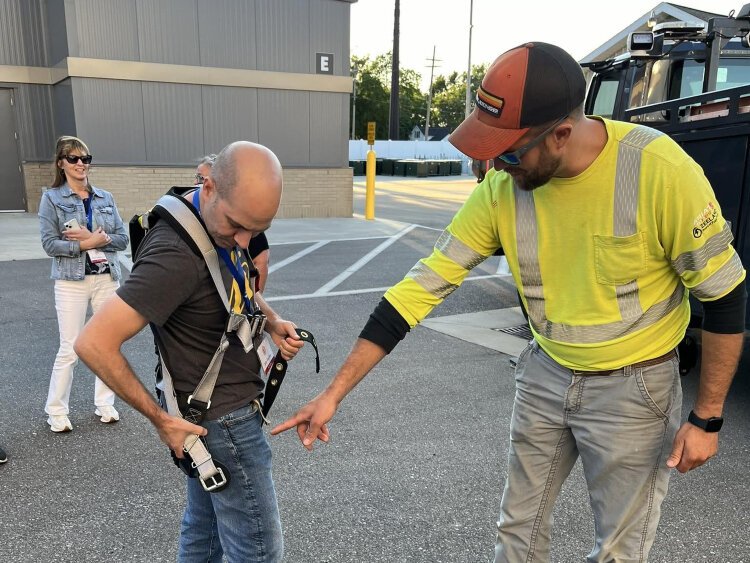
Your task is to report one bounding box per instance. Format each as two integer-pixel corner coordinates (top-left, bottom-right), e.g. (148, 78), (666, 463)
(669, 58), (750, 98)
(590, 74), (620, 118)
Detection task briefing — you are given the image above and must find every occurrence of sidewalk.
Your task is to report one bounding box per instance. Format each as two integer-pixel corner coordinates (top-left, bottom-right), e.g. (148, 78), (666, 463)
(0, 211), (409, 263)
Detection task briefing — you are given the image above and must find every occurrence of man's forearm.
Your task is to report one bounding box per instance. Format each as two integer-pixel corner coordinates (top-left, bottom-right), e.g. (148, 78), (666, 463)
(693, 330), (745, 418)
(255, 291), (279, 321)
(324, 338), (387, 404)
(75, 341), (164, 425)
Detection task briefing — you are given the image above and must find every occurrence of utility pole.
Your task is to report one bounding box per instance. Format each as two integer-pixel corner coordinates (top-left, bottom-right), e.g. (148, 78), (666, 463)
(464, 0), (474, 119)
(388, 0), (400, 140)
(424, 45), (440, 141)
(351, 66), (357, 139)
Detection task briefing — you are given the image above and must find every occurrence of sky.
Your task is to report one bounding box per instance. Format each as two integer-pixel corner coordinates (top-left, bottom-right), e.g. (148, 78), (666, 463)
(349, 0), (742, 90)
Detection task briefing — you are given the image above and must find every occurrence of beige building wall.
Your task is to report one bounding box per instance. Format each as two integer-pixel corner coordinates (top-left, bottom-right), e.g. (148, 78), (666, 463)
(23, 164), (353, 220)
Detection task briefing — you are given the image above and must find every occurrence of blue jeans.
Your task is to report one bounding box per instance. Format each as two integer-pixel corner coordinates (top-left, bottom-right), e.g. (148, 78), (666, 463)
(178, 402), (283, 563)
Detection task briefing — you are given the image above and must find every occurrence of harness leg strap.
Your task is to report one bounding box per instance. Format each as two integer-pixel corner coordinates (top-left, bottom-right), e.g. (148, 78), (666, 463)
(183, 434), (229, 493)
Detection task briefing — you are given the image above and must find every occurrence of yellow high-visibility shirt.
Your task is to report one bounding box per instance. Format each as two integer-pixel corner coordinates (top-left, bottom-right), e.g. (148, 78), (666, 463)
(385, 118), (745, 370)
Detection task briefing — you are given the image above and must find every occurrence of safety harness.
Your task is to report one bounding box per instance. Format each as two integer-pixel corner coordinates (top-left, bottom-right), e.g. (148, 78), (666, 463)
(129, 189), (319, 493)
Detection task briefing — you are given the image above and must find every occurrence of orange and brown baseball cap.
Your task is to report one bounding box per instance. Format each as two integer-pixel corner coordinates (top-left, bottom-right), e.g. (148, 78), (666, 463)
(448, 42), (586, 160)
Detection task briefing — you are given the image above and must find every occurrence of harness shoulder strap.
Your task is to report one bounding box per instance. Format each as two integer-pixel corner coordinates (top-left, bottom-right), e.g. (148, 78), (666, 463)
(153, 194), (231, 313)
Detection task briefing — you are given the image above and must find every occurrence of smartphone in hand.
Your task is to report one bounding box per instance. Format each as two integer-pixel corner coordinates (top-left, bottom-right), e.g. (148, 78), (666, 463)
(64, 218), (81, 230)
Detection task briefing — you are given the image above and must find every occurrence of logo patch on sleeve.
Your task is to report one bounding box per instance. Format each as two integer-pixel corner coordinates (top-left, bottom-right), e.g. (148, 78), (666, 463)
(692, 202), (718, 238)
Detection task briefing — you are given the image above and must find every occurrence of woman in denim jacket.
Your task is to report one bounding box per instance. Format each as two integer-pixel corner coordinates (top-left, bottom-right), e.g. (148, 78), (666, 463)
(39, 136), (128, 433)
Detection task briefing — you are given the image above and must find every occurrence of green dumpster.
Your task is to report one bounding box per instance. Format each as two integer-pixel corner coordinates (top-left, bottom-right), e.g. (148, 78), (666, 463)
(349, 160), (365, 176)
(382, 158), (396, 175)
(449, 160), (463, 175)
(404, 160), (428, 177)
(438, 160), (452, 176)
(426, 160), (439, 176)
(394, 159), (407, 176)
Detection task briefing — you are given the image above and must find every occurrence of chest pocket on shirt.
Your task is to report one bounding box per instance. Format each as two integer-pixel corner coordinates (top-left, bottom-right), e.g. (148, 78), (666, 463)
(593, 232), (648, 285)
(54, 203), (78, 226)
(95, 206), (115, 231)
(55, 202), (77, 215)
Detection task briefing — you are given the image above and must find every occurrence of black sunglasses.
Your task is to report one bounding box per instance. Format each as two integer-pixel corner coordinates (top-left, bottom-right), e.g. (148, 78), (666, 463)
(63, 154), (93, 165)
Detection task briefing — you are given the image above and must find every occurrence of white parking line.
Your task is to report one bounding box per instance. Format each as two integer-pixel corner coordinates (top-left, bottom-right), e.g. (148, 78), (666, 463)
(268, 240), (329, 274)
(312, 224), (419, 295)
(265, 274), (508, 302)
(271, 234), (391, 245)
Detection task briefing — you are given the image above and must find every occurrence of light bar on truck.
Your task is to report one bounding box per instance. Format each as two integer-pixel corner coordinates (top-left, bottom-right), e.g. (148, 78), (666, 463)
(627, 31), (664, 57)
(628, 32), (655, 51)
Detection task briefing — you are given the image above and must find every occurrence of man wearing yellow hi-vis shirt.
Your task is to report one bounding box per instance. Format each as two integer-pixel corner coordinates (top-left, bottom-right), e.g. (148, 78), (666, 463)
(273, 42), (746, 562)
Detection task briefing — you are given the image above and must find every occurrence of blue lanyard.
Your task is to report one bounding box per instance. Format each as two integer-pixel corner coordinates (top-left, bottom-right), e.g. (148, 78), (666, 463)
(83, 197), (93, 231)
(192, 189), (254, 311)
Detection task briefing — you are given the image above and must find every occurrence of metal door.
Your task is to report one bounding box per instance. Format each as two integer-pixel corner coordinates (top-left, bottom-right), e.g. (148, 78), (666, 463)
(0, 89), (26, 211)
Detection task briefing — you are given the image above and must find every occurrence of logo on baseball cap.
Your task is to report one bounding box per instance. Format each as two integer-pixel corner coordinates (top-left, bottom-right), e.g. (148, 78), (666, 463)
(448, 42), (586, 160)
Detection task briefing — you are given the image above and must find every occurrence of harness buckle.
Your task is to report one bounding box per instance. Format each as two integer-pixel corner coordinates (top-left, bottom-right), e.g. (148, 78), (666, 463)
(247, 312), (267, 339)
(186, 394), (211, 410)
(199, 467), (228, 492)
(184, 395), (211, 424)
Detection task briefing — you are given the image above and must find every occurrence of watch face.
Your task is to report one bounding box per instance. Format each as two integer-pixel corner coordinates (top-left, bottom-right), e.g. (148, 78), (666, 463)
(705, 417), (724, 432)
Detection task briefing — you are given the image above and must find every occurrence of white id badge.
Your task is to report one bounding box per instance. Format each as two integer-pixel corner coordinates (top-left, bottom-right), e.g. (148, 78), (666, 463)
(257, 336), (276, 377)
(86, 249), (109, 264)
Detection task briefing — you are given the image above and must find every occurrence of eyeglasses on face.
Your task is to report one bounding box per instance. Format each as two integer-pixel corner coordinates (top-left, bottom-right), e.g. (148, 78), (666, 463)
(63, 154), (93, 165)
(194, 173), (206, 184)
(496, 116), (568, 166)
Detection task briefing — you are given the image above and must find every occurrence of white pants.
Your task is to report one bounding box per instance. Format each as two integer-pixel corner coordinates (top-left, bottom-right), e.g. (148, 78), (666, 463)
(45, 276), (120, 416)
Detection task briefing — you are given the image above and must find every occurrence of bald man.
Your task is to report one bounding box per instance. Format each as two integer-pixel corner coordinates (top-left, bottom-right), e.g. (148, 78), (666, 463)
(76, 141), (302, 562)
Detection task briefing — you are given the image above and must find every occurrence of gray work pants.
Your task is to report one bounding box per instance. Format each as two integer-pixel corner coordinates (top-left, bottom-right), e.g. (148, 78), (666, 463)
(495, 341), (682, 563)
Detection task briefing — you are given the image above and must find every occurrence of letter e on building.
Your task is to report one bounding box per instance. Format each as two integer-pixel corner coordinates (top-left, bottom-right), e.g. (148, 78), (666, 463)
(316, 53), (334, 75)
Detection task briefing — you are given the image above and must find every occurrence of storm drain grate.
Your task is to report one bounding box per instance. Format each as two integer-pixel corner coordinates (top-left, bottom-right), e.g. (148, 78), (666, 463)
(492, 324), (533, 341)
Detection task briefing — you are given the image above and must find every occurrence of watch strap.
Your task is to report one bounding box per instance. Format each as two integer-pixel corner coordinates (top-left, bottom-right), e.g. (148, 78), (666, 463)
(688, 410), (724, 432)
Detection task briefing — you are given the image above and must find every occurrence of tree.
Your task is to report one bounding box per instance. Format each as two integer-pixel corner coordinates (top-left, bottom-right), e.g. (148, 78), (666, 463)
(430, 64), (487, 131)
(350, 53), (427, 140)
(351, 55), (390, 140)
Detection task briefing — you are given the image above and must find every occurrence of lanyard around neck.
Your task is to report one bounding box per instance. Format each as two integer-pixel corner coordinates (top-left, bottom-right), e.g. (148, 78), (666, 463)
(192, 189), (254, 311)
(83, 196), (93, 231)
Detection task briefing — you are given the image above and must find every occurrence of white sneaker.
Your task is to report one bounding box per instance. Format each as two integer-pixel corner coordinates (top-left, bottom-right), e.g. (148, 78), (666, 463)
(95, 406), (120, 423)
(48, 415), (73, 433)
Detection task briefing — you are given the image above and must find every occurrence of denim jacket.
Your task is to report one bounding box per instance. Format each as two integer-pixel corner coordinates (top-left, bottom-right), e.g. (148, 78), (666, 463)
(39, 183), (129, 281)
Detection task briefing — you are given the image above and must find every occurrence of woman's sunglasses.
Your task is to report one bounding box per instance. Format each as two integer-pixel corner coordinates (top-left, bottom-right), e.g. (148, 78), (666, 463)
(63, 154), (93, 165)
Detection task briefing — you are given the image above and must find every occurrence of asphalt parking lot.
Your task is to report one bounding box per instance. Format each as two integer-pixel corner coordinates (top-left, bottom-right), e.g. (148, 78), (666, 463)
(0, 176), (748, 562)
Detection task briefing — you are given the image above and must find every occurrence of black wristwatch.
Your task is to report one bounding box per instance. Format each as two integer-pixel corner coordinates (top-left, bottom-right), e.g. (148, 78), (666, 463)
(688, 410), (724, 432)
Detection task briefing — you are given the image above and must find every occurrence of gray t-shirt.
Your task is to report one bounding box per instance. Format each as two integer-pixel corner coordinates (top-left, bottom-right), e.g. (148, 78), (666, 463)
(117, 219), (263, 420)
